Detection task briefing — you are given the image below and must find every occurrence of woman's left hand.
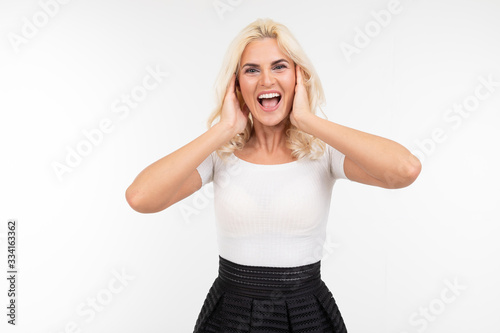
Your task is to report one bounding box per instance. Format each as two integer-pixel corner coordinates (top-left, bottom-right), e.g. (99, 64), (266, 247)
(290, 65), (312, 129)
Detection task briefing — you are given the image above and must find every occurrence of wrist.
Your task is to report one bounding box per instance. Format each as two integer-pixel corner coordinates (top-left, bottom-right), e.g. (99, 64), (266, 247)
(212, 121), (238, 142)
(294, 112), (316, 133)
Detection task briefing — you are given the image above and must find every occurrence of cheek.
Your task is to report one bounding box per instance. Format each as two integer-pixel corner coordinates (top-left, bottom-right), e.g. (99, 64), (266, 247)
(238, 81), (254, 103)
(285, 75), (296, 93)
(284, 77), (296, 104)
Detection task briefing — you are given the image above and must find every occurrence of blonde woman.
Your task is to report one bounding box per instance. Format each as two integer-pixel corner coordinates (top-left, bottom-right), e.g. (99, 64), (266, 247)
(126, 18), (421, 332)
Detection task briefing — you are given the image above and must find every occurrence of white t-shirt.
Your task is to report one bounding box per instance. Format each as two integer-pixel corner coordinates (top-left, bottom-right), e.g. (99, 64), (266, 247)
(196, 143), (347, 267)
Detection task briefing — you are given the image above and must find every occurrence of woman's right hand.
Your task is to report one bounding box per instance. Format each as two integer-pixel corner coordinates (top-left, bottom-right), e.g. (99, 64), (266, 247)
(127, 75), (249, 214)
(219, 74), (250, 136)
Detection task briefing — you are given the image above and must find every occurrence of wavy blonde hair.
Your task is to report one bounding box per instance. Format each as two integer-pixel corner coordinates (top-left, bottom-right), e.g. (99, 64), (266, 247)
(207, 18), (327, 160)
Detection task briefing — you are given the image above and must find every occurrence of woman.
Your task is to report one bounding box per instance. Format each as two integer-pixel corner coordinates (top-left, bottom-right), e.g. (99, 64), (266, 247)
(126, 18), (421, 332)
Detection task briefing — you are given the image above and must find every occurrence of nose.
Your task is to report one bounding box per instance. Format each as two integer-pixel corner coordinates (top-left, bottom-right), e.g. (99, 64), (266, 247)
(259, 68), (276, 87)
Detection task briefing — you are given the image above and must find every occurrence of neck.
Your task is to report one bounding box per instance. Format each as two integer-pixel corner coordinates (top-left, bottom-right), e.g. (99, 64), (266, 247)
(247, 117), (290, 154)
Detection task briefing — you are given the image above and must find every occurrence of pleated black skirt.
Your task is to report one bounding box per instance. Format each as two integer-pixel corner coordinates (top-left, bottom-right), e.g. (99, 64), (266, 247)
(193, 256), (348, 333)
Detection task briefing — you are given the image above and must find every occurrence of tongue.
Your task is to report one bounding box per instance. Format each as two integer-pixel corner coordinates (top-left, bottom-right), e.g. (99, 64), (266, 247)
(262, 97), (279, 109)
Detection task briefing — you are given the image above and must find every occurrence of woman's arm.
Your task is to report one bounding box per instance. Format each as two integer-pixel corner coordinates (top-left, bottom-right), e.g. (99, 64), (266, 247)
(126, 74), (249, 213)
(291, 66), (421, 189)
(297, 116), (421, 188)
(125, 123), (234, 213)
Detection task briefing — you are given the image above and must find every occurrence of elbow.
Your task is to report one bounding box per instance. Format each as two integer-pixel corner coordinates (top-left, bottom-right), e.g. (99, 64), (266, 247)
(125, 185), (171, 214)
(405, 153), (422, 187)
(402, 161), (421, 188)
(409, 157), (422, 183)
(125, 185), (151, 213)
(125, 185), (142, 212)
(387, 154), (422, 189)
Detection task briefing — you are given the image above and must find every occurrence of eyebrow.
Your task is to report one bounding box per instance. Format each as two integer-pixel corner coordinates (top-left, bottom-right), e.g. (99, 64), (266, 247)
(241, 59), (289, 69)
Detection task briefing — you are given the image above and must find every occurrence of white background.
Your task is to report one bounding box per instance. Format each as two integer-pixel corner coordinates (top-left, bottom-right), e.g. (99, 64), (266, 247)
(1, 0), (499, 332)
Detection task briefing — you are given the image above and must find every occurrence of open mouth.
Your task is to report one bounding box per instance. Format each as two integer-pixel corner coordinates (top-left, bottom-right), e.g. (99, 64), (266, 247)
(257, 92), (282, 111)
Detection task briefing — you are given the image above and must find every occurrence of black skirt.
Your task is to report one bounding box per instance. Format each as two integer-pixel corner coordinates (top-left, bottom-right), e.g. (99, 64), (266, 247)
(193, 256), (348, 333)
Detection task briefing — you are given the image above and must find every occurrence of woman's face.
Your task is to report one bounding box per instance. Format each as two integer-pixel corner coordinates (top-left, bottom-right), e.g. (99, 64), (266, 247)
(237, 38), (296, 127)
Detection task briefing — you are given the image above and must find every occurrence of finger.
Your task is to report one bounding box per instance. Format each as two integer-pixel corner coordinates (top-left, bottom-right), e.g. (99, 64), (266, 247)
(242, 104), (250, 117)
(296, 65), (303, 85)
(226, 73), (236, 96)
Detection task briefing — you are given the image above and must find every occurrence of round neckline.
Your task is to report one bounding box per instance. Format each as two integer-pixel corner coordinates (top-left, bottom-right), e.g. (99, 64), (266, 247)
(231, 153), (299, 167)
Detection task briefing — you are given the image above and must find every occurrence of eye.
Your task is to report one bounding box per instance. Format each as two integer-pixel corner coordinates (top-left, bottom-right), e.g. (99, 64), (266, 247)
(274, 64), (287, 70)
(245, 68), (258, 73)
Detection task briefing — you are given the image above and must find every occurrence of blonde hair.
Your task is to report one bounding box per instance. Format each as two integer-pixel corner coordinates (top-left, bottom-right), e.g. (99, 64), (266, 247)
(207, 18), (327, 160)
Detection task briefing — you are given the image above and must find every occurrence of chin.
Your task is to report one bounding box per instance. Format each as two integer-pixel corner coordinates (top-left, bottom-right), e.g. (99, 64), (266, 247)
(251, 108), (290, 127)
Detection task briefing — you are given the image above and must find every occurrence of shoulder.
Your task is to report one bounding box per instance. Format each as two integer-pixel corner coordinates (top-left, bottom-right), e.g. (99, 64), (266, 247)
(324, 143), (343, 159)
(320, 143), (347, 179)
(212, 150), (241, 171)
(305, 142), (340, 162)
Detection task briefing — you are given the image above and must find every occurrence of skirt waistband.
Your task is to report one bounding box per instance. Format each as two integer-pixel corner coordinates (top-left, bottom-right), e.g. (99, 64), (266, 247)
(217, 256), (322, 299)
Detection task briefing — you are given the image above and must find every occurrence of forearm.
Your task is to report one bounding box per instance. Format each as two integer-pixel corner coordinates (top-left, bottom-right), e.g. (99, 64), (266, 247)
(297, 113), (421, 186)
(126, 122), (234, 209)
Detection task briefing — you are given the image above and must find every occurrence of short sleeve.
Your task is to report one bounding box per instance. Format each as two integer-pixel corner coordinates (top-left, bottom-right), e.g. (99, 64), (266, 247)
(327, 144), (347, 180)
(196, 152), (215, 187)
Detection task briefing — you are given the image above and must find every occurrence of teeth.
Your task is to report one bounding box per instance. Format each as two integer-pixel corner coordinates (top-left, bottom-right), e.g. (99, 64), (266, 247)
(258, 92), (281, 99)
